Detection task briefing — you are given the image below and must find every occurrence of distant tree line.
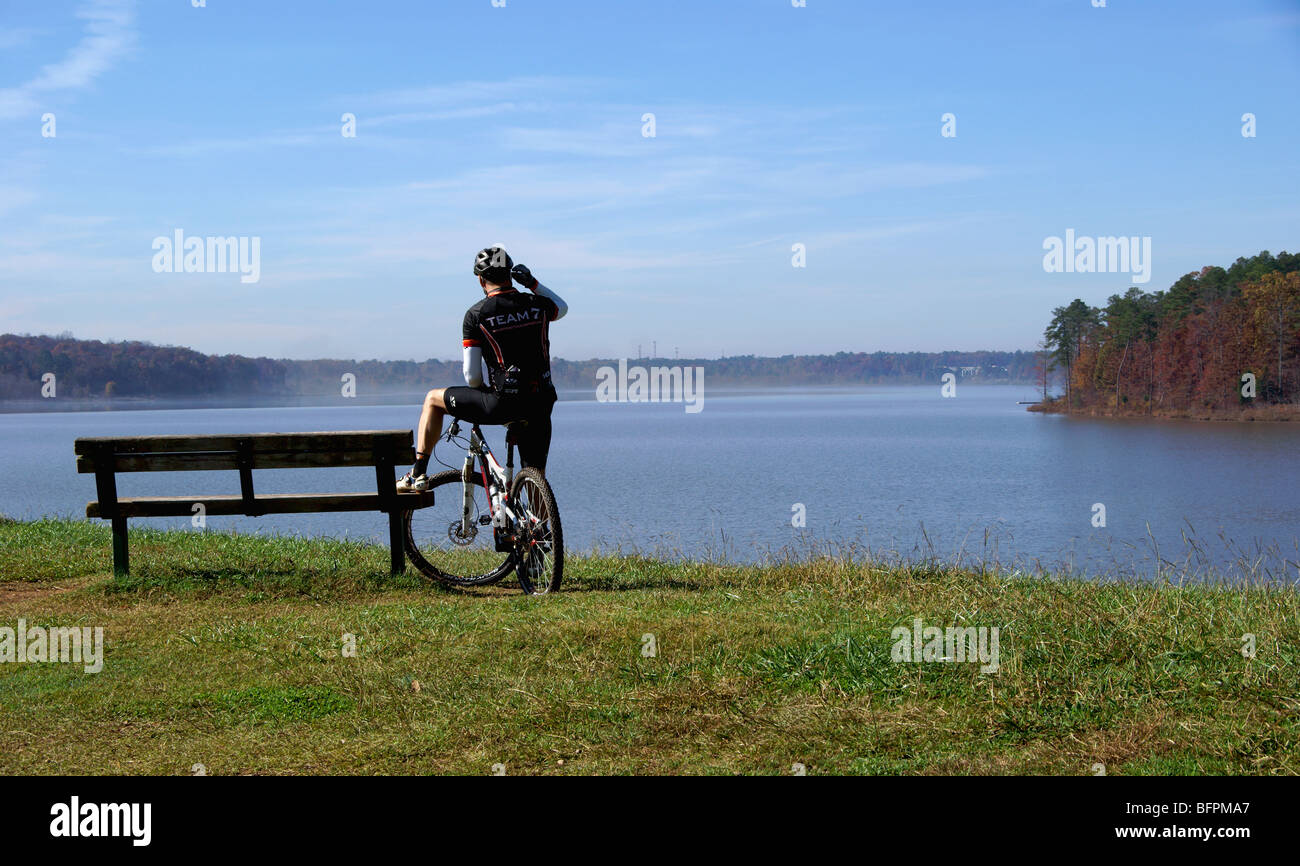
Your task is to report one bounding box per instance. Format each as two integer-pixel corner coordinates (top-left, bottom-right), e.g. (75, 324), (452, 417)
(1042, 250), (1300, 414)
(0, 335), (290, 399)
(0, 334), (1038, 400)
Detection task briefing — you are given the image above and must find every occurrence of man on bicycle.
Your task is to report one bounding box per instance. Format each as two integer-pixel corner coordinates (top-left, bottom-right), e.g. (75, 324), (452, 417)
(397, 246), (568, 492)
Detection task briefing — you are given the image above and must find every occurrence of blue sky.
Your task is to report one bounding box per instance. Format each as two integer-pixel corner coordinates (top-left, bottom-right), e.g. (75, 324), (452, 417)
(1, 0), (1298, 362)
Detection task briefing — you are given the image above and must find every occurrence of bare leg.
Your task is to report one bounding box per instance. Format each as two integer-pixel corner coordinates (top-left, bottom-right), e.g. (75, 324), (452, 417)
(415, 388), (447, 466)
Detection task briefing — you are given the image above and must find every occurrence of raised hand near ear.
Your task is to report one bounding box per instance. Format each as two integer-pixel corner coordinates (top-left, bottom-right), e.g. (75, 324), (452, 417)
(510, 263), (539, 290)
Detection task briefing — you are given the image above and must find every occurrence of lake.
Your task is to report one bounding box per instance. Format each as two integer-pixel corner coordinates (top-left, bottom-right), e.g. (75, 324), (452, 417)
(2, 386), (1297, 582)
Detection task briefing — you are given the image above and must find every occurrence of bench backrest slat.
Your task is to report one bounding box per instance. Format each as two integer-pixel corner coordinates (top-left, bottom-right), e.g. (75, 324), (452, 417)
(74, 430), (414, 473)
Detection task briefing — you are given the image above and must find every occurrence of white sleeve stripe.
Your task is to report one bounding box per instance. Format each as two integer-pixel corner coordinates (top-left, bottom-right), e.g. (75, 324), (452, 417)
(534, 282), (568, 320)
(462, 345), (484, 388)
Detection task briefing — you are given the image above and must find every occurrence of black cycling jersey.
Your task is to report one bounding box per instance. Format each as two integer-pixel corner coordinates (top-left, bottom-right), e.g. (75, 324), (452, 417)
(462, 289), (559, 395)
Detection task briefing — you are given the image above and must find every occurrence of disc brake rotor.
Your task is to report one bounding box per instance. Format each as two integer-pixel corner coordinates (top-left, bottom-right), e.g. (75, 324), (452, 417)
(447, 521), (478, 546)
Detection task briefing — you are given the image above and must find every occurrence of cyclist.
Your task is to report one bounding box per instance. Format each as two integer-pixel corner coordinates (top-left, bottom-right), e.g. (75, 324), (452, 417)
(397, 246), (568, 492)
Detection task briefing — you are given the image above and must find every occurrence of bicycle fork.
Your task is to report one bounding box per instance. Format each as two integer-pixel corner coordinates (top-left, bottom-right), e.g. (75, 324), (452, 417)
(458, 455), (477, 537)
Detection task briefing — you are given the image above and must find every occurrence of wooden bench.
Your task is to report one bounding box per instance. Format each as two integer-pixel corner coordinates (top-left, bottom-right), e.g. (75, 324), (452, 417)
(74, 430), (434, 577)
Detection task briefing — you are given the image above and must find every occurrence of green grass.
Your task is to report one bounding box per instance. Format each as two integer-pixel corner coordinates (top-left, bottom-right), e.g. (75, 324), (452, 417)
(0, 518), (1297, 775)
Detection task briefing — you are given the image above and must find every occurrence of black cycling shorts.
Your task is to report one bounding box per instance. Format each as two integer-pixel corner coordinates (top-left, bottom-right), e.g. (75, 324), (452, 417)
(443, 387), (556, 472)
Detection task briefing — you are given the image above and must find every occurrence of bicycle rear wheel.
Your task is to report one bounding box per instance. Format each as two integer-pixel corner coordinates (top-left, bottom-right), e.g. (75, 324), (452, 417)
(403, 469), (515, 587)
(510, 468), (563, 595)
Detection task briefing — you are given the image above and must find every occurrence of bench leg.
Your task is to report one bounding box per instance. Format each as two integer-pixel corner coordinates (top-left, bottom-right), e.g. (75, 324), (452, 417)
(388, 511), (405, 575)
(111, 517), (129, 577)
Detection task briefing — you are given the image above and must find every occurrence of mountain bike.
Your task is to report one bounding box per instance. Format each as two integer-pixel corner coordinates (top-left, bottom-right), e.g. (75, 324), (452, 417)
(402, 418), (563, 595)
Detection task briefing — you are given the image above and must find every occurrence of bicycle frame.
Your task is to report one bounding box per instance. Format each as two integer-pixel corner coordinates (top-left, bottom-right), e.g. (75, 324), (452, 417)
(449, 419), (517, 538)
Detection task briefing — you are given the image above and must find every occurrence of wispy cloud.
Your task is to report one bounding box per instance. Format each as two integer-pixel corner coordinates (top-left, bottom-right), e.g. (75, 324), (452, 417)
(124, 130), (327, 158)
(120, 76), (588, 155)
(501, 123), (717, 158)
(357, 76), (597, 109)
(0, 188), (38, 219)
(0, 27), (43, 50)
(363, 103), (534, 127)
(0, 0), (137, 120)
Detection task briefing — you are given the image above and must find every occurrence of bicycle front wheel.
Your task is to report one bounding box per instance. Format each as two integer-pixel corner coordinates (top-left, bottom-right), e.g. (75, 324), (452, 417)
(403, 469), (515, 587)
(510, 468), (563, 595)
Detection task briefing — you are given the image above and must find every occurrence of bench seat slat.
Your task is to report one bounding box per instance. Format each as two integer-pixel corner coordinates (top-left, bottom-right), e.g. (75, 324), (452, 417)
(86, 490), (435, 519)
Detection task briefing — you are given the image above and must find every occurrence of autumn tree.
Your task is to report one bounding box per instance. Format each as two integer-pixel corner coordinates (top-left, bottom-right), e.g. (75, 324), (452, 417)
(1243, 271), (1300, 401)
(1044, 250), (1298, 414)
(1098, 287), (1158, 411)
(1044, 299), (1100, 407)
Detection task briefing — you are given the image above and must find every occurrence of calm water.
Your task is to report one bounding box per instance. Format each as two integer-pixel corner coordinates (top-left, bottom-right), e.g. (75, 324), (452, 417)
(2, 386), (1297, 582)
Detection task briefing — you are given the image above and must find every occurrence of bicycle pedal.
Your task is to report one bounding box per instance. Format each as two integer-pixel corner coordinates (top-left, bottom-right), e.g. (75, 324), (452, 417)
(478, 515), (492, 525)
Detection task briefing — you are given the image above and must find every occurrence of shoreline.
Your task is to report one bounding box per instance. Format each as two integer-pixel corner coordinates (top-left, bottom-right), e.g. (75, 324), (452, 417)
(1028, 401), (1300, 423)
